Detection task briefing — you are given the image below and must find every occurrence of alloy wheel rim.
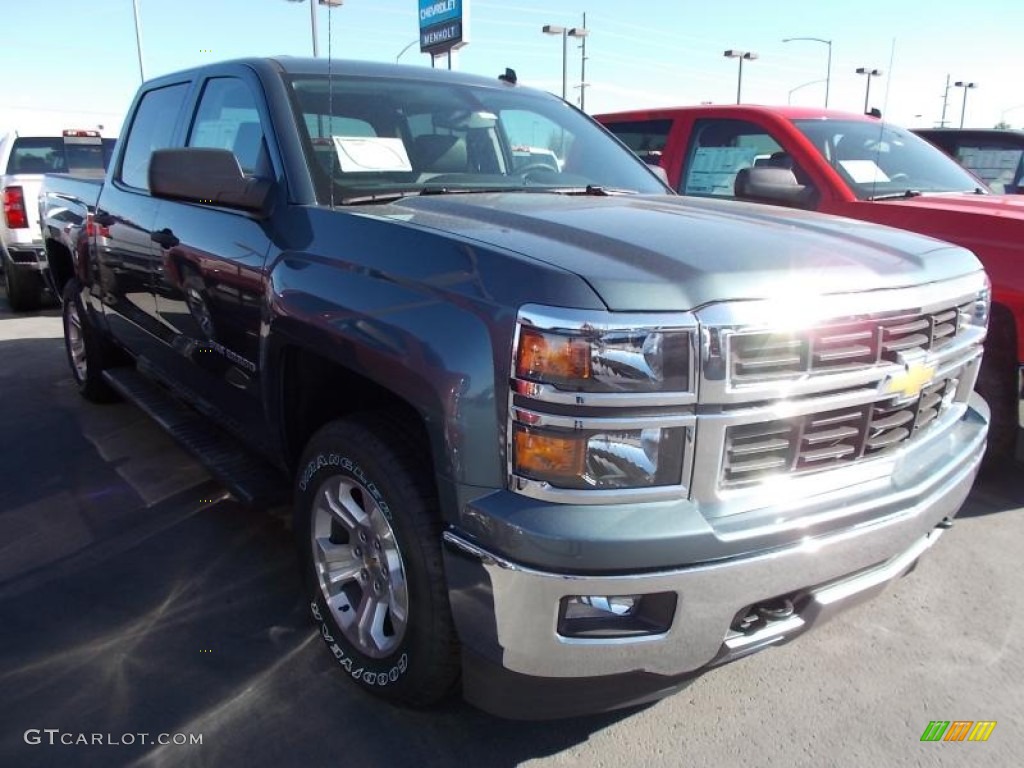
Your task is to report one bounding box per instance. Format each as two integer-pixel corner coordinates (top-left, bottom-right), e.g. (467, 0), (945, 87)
(66, 302), (88, 381)
(311, 475), (409, 658)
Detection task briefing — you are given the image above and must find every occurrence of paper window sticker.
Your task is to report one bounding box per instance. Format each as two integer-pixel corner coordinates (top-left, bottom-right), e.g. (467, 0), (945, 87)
(839, 159), (891, 184)
(332, 137), (413, 173)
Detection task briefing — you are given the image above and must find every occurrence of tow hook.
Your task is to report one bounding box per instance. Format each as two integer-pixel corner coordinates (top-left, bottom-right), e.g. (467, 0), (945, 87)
(757, 598), (795, 621)
(936, 517), (955, 530)
(734, 597), (796, 634)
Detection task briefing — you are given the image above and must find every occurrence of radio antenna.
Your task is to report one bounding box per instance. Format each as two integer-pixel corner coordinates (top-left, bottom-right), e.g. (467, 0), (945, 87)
(328, 1), (335, 209)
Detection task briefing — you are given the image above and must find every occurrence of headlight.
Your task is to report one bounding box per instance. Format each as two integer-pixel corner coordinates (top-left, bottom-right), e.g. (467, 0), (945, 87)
(512, 421), (686, 490)
(968, 277), (990, 329)
(514, 313), (695, 396)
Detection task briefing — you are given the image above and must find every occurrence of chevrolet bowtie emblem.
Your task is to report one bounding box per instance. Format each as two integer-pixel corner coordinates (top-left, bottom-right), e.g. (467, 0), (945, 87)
(883, 361), (936, 400)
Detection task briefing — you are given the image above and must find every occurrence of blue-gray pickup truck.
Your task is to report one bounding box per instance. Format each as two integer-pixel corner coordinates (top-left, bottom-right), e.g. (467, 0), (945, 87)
(39, 57), (991, 718)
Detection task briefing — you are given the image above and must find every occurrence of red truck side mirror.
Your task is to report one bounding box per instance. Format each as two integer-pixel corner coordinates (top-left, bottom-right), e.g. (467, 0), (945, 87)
(149, 148), (272, 216)
(734, 167), (815, 208)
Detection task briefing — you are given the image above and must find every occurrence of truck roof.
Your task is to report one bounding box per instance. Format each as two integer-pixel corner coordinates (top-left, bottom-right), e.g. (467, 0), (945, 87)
(143, 56), (530, 93)
(597, 104), (877, 123)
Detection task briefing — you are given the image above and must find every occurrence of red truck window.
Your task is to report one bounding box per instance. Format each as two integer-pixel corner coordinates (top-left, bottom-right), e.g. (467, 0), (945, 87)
(681, 119), (785, 197)
(601, 119), (672, 167)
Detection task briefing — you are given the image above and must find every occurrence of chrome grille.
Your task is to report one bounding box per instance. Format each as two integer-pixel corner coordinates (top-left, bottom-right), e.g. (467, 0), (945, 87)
(722, 377), (959, 485)
(730, 302), (972, 383)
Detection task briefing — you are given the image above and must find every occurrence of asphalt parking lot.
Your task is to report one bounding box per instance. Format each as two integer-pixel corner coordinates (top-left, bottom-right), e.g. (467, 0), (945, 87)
(1, 284), (1021, 768)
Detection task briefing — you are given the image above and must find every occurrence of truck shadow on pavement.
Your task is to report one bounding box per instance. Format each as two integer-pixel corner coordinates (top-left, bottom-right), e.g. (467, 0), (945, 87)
(0, 495), (639, 768)
(0, 328), (639, 768)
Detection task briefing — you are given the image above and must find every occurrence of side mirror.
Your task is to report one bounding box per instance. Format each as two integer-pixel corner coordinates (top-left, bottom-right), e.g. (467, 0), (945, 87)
(649, 165), (670, 186)
(149, 148), (272, 216)
(734, 167), (813, 208)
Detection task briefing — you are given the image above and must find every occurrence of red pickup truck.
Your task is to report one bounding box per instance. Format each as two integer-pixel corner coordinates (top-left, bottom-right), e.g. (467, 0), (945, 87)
(597, 106), (1023, 460)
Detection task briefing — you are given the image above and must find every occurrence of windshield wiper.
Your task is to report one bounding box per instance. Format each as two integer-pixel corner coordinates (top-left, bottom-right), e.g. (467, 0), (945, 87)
(869, 189), (923, 201)
(341, 189), (423, 205)
(545, 184), (639, 196)
(342, 184), (636, 205)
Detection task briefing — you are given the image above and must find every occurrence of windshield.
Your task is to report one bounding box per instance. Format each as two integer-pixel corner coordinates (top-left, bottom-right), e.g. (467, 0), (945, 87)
(287, 75), (668, 203)
(5, 136), (116, 175)
(793, 119), (985, 199)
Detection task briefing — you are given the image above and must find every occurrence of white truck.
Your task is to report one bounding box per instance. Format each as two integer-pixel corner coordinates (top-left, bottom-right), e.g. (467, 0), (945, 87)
(1, 128), (115, 310)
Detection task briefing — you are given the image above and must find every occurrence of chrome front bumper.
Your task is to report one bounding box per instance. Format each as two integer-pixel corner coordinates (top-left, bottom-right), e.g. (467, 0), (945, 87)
(444, 401), (986, 681)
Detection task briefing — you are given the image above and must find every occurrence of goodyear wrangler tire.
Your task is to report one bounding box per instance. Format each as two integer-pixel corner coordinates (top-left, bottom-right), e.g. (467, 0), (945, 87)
(295, 415), (460, 706)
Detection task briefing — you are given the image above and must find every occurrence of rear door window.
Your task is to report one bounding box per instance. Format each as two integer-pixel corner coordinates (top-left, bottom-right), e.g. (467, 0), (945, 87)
(602, 119), (673, 166)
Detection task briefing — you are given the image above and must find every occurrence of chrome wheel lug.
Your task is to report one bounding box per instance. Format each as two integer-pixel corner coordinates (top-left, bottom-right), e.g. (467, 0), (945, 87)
(374, 540), (382, 551)
(359, 531), (368, 543)
(360, 568), (368, 581)
(354, 546), (362, 557)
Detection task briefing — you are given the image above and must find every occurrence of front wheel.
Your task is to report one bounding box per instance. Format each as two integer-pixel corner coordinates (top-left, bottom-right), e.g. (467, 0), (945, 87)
(295, 415), (460, 706)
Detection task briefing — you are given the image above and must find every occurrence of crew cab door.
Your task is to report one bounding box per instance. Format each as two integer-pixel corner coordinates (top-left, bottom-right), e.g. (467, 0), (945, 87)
(95, 82), (190, 355)
(147, 73), (275, 447)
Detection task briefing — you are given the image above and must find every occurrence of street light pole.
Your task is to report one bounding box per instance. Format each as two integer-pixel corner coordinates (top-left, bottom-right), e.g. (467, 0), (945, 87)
(782, 37), (832, 107)
(309, 0), (319, 58)
(954, 81), (978, 128)
(395, 39), (419, 62)
(131, 0), (145, 82)
(856, 67), (882, 113)
(286, 0), (343, 58)
(542, 25), (568, 100)
(788, 78), (827, 105)
(723, 50), (758, 104)
(543, 24), (588, 102)
(578, 12), (588, 111)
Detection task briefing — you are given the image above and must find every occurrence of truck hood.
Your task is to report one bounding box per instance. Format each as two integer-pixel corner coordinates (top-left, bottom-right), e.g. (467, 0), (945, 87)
(879, 191), (1024, 218)
(379, 193), (981, 311)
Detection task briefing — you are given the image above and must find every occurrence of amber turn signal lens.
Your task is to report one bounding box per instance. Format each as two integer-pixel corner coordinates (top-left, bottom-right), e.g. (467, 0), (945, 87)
(516, 329), (591, 384)
(513, 426), (586, 480)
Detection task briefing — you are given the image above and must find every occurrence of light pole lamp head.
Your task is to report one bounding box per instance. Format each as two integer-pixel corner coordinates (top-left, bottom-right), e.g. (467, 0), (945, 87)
(743, 52), (759, 61)
(856, 67), (882, 76)
(567, 27), (589, 38)
(543, 24), (565, 35)
(723, 49), (742, 58)
(955, 81), (978, 89)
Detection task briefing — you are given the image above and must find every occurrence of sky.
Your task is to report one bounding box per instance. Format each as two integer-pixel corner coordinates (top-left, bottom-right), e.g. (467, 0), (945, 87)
(1, 0), (1021, 137)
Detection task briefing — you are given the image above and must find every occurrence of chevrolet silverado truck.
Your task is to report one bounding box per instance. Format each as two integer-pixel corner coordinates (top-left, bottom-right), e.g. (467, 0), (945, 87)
(1, 128), (114, 310)
(40, 59), (989, 718)
(597, 106), (1022, 461)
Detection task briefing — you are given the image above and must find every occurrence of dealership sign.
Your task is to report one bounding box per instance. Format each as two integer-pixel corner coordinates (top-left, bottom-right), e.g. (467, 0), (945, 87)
(419, 0), (469, 54)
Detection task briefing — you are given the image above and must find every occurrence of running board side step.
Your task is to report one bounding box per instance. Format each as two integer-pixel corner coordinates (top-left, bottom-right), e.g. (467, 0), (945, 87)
(102, 368), (290, 508)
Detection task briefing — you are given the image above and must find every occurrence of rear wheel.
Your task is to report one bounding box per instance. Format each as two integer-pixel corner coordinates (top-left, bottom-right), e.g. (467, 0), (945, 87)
(295, 414), (460, 706)
(62, 279), (121, 402)
(4, 257), (43, 312)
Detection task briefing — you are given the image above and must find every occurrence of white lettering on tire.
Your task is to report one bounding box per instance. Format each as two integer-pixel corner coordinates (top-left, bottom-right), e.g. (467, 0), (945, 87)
(311, 602), (409, 686)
